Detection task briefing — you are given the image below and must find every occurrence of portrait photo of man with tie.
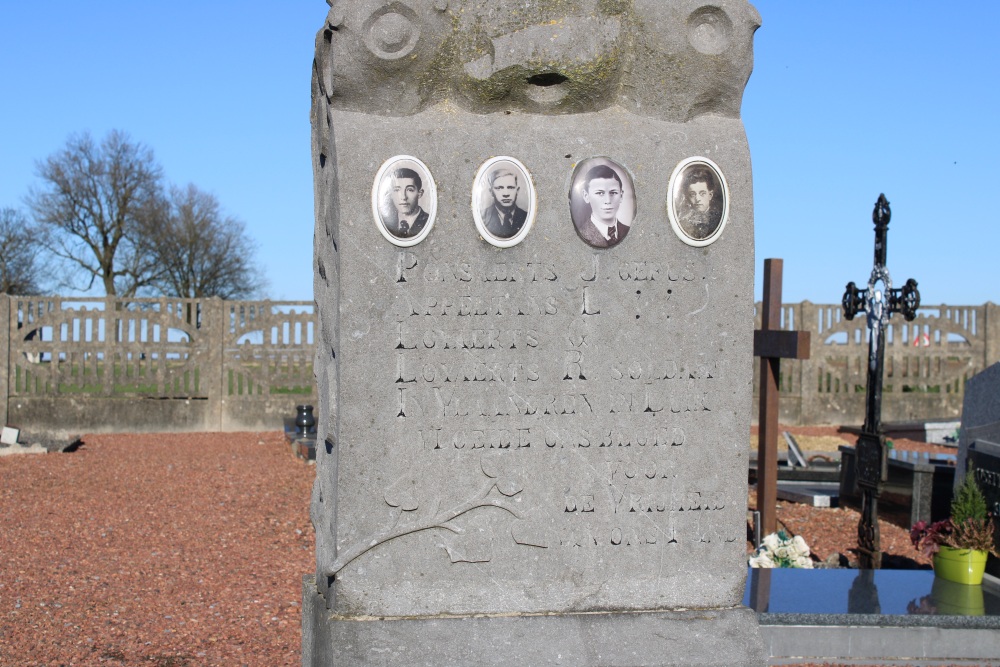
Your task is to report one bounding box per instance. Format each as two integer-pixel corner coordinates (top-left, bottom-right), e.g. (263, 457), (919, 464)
(372, 155), (437, 247)
(472, 156), (536, 248)
(569, 157), (636, 249)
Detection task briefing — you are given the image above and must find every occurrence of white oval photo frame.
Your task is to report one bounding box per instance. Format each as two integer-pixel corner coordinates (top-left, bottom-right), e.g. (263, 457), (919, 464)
(371, 155), (437, 247)
(667, 156), (729, 247)
(471, 156), (536, 248)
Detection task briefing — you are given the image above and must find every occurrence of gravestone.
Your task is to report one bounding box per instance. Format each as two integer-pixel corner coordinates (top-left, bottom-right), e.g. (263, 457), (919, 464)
(839, 445), (955, 529)
(955, 362), (1000, 579)
(304, 2), (765, 665)
(956, 362), (1000, 485)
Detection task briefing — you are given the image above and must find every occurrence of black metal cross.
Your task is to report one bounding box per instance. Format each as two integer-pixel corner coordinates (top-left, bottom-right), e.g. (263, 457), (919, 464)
(842, 194), (920, 568)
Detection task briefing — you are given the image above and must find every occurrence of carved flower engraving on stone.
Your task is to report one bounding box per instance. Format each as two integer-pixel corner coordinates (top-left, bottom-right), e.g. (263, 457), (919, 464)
(327, 452), (539, 575)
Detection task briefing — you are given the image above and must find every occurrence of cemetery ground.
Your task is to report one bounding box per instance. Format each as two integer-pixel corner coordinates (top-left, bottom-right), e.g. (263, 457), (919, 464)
(0, 428), (981, 667)
(748, 424), (949, 570)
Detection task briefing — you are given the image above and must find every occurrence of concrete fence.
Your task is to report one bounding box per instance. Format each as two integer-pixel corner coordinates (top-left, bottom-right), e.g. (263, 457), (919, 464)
(752, 301), (1000, 425)
(1, 296), (996, 435)
(0, 295), (315, 437)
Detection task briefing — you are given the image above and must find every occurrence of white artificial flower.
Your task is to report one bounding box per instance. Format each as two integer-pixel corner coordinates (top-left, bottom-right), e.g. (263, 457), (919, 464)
(774, 545), (791, 561)
(792, 535), (810, 557)
(762, 533), (780, 551)
(749, 553), (775, 568)
(794, 556), (814, 569)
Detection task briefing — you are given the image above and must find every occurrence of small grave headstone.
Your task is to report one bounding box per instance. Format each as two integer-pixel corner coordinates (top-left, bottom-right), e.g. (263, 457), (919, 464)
(1, 426), (19, 446)
(839, 445), (955, 529)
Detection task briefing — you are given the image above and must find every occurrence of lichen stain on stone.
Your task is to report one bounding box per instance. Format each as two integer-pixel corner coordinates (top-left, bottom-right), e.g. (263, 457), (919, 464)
(596, 0), (631, 15)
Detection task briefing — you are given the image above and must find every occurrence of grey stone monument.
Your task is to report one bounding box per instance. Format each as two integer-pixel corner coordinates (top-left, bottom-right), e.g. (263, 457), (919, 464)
(304, 1), (766, 665)
(955, 362), (1000, 579)
(956, 361), (1000, 487)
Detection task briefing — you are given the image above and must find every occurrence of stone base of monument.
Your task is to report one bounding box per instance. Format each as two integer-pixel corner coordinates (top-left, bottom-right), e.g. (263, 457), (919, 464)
(748, 568), (1000, 663)
(303, 577), (765, 667)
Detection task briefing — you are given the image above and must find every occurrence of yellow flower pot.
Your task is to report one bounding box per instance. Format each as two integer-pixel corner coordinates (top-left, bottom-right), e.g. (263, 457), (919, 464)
(933, 545), (988, 586)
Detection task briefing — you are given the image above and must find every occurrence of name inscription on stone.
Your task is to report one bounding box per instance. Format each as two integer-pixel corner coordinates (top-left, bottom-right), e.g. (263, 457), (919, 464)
(351, 249), (744, 570)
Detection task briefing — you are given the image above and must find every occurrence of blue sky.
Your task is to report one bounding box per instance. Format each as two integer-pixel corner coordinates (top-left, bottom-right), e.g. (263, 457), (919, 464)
(1, 2), (997, 305)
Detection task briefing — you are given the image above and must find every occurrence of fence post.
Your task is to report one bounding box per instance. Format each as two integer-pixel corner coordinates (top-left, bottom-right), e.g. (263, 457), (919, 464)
(104, 297), (118, 397)
(788, 300), (808, 422)
(202, 298), (225, 431)
(0, 295), (9, 427)
(986, 302), (1000, 369)
(798, 301), (819, 425)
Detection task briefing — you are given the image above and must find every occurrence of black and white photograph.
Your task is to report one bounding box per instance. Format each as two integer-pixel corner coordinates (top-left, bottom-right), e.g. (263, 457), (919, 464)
(471, 156), (536, 248)
(667, 156), (729, 247)
(569, 157), (636, 249)
(372, 155), (436, 247)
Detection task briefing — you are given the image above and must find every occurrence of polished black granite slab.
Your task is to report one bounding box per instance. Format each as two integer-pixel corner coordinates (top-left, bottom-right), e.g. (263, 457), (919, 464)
(745, 567), (1000, 627)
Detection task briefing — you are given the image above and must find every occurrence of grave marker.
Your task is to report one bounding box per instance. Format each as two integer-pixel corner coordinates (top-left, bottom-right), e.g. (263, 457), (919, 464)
(955, 362), (1000, 578)
(956, 362), (1000, 489)
(841, 194), (920, 568)
(305, 2), (766, 665)
(753, 258), (811, 536)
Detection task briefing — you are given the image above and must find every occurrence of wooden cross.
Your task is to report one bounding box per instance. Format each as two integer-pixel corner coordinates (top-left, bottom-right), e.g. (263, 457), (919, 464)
(753, 258), (811, 537)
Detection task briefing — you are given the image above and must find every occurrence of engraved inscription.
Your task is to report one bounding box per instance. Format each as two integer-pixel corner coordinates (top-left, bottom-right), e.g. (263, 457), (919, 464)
(396, 254), (558, 284)
(374, 249), (731, 556)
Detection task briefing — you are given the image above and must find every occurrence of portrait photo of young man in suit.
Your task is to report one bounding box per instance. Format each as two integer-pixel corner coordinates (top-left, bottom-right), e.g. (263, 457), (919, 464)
(481, 167), (528, 239)
(570, 158), (636, 249)
(472, 157), (535, 248)
(372, 156), (437, 247)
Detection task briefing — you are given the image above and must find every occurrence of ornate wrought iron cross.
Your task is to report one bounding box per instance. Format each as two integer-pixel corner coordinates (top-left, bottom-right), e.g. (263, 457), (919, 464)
(842, 194), (920, 568)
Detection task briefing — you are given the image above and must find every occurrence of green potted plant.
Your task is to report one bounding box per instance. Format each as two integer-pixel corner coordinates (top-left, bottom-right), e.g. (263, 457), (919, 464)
(910, 470), (999, 585)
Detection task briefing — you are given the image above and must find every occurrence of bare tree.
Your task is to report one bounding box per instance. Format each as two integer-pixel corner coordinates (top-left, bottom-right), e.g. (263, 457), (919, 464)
(0, 207), (43, 295)
(26, 130), (167, 297)
(146, 183), (266, 299)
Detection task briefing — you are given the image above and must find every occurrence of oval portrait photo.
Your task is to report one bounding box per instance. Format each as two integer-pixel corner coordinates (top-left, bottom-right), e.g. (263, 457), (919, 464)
(569, 157), (636, 249)
(371, 155), (437, 247)
(667, 156), (729, 247)
(471, 156), (536, 248)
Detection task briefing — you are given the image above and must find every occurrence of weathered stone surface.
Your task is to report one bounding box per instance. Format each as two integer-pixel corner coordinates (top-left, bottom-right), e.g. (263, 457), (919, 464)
(312, 104), (754, 616)
(314, 0), (760, 120)
(309, 1), (763, 664)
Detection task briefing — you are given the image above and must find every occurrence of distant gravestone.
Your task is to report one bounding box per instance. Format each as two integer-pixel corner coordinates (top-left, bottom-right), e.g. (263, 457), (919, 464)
(955, 362), (1000, 578)
(956, 362), (1000, 484)
(304, 2), (765, 665)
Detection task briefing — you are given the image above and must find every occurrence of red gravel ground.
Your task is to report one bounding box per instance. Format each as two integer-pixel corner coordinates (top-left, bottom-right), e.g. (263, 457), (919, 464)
(0, 427), (980, 667)
(0, 432), (314, 666)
